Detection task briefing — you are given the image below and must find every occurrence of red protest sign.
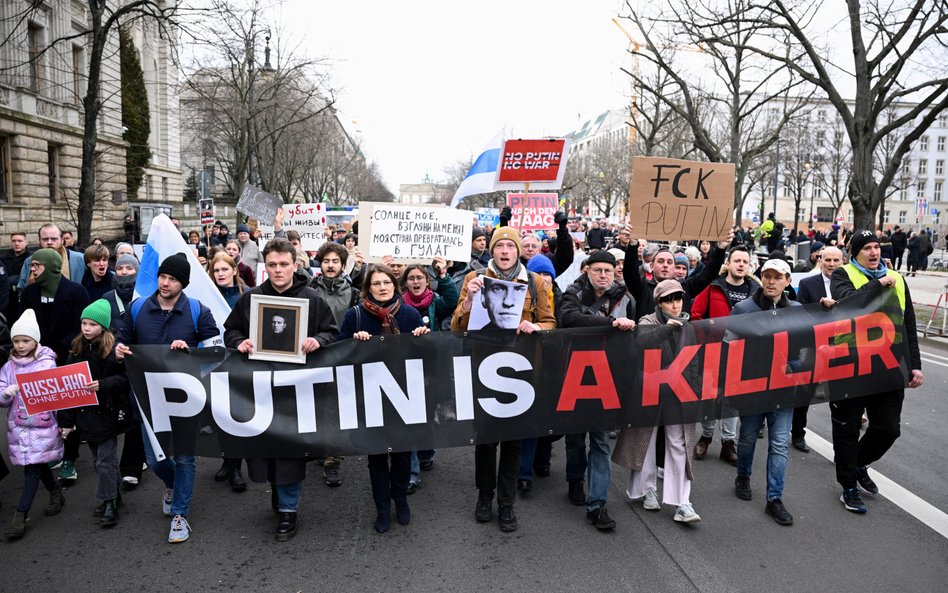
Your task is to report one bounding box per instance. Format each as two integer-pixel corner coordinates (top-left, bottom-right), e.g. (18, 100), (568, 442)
(506, 192), (558, 231)
(497, 139), (569, 185)
(16, 362), (97, 416)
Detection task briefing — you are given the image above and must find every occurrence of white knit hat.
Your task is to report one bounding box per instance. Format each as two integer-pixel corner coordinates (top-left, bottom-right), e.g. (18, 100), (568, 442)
(11, 309), (42, 343)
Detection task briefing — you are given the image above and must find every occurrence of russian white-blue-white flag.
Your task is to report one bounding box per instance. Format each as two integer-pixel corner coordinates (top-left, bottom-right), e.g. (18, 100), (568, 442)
(450, 130), (506, 208)
(136, 214), (230, 338)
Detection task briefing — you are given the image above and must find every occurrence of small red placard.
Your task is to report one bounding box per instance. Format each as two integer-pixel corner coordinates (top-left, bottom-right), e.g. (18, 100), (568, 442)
(497, 139), (567, 183)
(16, 362), (97, 416)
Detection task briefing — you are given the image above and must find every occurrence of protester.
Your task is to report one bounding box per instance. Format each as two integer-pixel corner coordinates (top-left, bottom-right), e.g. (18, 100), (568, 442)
(890, 226), (907, 271)
(209, 253), (248, 309)
(2, 232), (31, 320)
(690, 246), (758, 464)
(614, 279), (700, 524)
(115, 252), (221, 543)
(792, 246), (843, 452)
(224, 240), (257, 287)
(81, 245), (115, 302)
(58, 299), (130, 528)
(338, 264), (430, 533)
(236, 224), (260, 271)
(17, 224), (86, 290)
(224, 238), (337, 541)
(732, 257), (800, 526)
(452, 227), (556, 532)
(830, 230), (923, 514)
(558, 249), (636, 530)
(0, 309), (64, 540)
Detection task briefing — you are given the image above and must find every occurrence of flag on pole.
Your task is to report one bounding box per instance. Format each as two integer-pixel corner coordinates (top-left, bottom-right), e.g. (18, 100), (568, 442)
(450, 130), (505, 208)
(136, 214), (230, 339)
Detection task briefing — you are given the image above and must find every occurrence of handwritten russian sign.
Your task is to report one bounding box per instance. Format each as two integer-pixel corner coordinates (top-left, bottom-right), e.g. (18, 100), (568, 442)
(506, 192), (558, 231)
(16, 362), (96, 416)
(237, 184), (283, 225)
(359, 202), (472, 264)
(257, 203), (327, 252)
(629, 156), (734, 241)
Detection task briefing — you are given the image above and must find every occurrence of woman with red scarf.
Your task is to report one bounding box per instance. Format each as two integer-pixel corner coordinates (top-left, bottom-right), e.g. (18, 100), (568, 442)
(337, 264), (430, 533)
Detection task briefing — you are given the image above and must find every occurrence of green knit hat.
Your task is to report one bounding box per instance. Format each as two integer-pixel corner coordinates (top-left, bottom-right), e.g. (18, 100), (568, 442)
(81, 299), (112, 330)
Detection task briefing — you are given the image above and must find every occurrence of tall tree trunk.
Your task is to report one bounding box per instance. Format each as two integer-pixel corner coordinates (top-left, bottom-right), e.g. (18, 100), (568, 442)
(76, 16), (107, 247)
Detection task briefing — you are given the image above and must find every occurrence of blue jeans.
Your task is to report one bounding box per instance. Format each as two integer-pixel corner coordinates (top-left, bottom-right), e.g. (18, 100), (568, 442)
(565, 431), (611, 512)
(409, 449), (435, 484)
(518, 438), (553, 481)
(141, 424), (196, 517)
(276, 482), (302, 512)
(737, 408), (793, 501)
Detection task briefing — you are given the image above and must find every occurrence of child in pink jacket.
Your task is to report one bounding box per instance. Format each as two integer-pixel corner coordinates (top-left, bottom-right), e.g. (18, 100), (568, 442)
(0, 309), (64, 540)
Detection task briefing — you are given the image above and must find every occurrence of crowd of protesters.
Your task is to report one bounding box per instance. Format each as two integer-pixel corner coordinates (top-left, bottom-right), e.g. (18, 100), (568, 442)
(0, 207), (925, 544)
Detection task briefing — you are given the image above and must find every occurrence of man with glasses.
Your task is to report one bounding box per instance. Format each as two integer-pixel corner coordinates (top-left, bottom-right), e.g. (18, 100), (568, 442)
(17, 224), (86, 290)
(559, 249), (636, 530)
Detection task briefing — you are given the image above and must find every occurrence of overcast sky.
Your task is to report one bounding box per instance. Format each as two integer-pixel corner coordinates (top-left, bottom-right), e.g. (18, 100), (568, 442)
(281, 0), (632, 194)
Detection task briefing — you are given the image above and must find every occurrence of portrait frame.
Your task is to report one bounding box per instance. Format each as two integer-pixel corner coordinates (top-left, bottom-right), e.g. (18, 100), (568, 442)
(469, 276), (527, 330)
(248, 294), (309, 364)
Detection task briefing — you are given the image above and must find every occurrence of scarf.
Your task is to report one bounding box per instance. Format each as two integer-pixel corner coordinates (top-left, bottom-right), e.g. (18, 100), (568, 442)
(488, 259), (523, 282)
(113, 273), (137, 305)
(654, 307), (690, 324)
(851, 258), (889, 280)
(362, 296), (401, 335)
(403, 288), (435, 312)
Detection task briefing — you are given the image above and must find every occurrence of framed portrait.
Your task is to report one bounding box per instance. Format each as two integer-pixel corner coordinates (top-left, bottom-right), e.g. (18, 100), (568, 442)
(248, 294), (309, 364)
(469, 276), (527, 330)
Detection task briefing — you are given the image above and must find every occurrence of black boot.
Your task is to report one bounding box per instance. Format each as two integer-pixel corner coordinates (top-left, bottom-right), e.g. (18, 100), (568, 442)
(276, 512), (297, 541)
(368, 455), (391, 533)
(4, 511), (27, 539)
(214, 459), (233, 482)
(100, 499), (119, 528)
(229, 462), (247, 493)
(44, 488), (65, 516)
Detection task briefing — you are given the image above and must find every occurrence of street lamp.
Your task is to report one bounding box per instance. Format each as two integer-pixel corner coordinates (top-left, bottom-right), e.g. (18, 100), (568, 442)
(804, 162), (814, 230)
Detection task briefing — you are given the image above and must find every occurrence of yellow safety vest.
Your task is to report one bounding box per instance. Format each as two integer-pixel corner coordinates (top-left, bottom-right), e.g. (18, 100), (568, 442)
(842, 264), (906, 311)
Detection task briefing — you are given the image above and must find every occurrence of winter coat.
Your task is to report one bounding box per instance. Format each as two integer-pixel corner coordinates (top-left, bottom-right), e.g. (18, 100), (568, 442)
(217, 283), (243, 309)
(403, 275), (460, 331)
(611, 312), (696, 479)
(0, 346), (63, 465)
(115, 291), (220, 348)
(623, 242), (725, 320)
(57, 340), (130, 443)
(338, 297), (425, 340)
(17, 249), (86, 291)
(309, 274), (360, 326)
(691, 276), (758, 320)
(19, 276), (91, 364)
(81, 269), (115, 302)
(559, 275), (635, 328)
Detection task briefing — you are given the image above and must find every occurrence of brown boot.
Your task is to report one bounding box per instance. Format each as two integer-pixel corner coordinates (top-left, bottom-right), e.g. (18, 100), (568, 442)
(694, 436), (712, 460)
(44, 488), (65, 516)
(4, 511), (27, 539)
(720, 440), (738, 466)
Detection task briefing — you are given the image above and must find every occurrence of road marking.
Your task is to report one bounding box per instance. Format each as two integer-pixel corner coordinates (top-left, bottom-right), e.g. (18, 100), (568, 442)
(806, 431), (948, 540)
(920, 357), (948, 369)
(919, 350), (948, 362)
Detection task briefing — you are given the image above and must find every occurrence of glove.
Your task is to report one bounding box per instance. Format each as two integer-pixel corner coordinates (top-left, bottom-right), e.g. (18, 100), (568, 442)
(499, 206), (512, 227)
(3, 384), (18, 397)
(554, 211), (568, 229)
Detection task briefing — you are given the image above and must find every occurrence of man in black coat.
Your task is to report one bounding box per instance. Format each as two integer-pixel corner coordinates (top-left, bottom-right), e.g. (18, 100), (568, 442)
(792, 246), (843, 453)
(223, 237), (337, 542)
(889, 226), (907, 270)
(2, 232), (30, 320)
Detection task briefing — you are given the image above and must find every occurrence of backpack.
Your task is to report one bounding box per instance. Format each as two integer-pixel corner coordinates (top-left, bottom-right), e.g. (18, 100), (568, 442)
(130, 297), (201, 340)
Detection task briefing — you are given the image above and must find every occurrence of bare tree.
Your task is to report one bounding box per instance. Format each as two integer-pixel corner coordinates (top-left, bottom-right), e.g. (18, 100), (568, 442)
(440, 158), (505, 211)
(562, 137), (633, 217)
(2, 0), (183, 244)
(735, 0), (948, 230)
(873, 106), (917, 229)
(779, 118), (819, 236)
(621, 0), (813, 227)
(813, 114), (852, 222)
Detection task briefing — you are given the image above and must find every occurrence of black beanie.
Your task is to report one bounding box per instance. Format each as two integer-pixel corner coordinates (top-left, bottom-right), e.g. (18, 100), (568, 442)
(472, 227), (487, 241)
(158, 252), (191, 287)
(849, 229), (879, 255)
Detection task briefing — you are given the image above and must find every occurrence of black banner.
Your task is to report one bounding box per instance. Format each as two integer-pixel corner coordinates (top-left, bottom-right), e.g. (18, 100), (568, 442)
(126, 288), (910, 458)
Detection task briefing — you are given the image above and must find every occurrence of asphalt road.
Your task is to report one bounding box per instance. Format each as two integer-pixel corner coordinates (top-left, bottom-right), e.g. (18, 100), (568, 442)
(2, 340), (947, 593)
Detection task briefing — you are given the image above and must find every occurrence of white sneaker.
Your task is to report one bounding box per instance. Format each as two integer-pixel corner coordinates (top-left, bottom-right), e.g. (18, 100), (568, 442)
(122, 476), (139, 486)
(674, 503), (701, 523)
(643, 488), (661, 511)
(162, 488), (173, 517)
(168, 514), (191, 543)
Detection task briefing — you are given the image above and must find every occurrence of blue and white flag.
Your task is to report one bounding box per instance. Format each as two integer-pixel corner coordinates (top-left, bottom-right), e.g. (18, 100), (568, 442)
(450, 130), (505, 208)
(136, 214), (230, 338)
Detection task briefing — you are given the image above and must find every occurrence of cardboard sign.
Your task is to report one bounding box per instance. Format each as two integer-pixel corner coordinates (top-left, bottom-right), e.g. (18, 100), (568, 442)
(629, 156), (735, 241)
(199, 198), (215, 225)
(16, 362), (97, 416)
(506, 192), (558, 231)
(236, 184), (284, 225)
(477, 207), (500, 228)
(496, 138), (571, 189)
(257, 203), (327, 252)
(358, 202), (472, 264)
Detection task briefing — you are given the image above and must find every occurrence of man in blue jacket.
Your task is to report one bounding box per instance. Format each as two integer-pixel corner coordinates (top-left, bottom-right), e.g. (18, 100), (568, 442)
(17, 224), (85, 290)
(115, 252), (221, 544)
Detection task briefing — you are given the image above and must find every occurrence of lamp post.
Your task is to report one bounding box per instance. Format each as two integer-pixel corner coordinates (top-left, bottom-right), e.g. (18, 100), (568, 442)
(804, 162), (814, 230)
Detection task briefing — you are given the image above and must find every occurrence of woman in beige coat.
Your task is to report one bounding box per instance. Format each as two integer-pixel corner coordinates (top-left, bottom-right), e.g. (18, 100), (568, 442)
(612, 279), (700, 523)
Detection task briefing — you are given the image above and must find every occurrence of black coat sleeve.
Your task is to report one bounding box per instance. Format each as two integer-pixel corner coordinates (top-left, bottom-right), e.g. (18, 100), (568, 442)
(622, 242), (649, 319)
(559, 287), (615, 328)
(683, 245), (724, 298)
(552, 226), (575, 277)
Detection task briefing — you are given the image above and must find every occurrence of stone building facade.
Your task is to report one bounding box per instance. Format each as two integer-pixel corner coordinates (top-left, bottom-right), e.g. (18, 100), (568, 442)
(0, 0), (181, 244)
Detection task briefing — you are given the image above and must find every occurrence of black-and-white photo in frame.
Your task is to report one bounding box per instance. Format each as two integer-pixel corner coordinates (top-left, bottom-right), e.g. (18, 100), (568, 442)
(249, 294), (309, 364)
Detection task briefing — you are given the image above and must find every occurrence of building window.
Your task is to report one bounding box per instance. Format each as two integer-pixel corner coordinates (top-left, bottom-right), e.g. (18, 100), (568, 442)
(0, 136), (10, 202)
(27, 23), (44, 93)
(918, 180), (927, 199)
(899, 210), (907, 224)
(161, 177), (168, 200)
(920, 136), (930, 151)
(72, 45), (85, 105)
(919, 159), (928, 175)
(815, 131), (825, 147)
(937, 160), (944, 176)
(940, 114), (948, 127)
(816, 206), (835, 222)
(813, 185), (823, 199)
(935, 181), (943, 202)
(47, 144), (60, 203)
(902, 159), (911, 175)
(939, 136), (946, 152)
(883, 210), (890, 224)
(900, 185), (909, 200)
(817, 110), (826, 123)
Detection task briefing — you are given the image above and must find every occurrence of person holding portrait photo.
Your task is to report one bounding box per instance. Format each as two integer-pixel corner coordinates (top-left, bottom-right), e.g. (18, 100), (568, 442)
(223, 238), (338, 542)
